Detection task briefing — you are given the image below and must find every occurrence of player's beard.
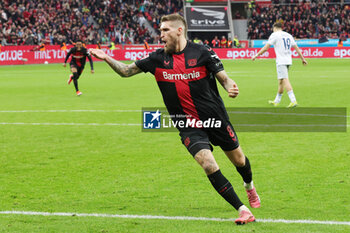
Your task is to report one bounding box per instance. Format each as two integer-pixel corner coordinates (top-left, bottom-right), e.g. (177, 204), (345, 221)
(164, 38), (176, 54)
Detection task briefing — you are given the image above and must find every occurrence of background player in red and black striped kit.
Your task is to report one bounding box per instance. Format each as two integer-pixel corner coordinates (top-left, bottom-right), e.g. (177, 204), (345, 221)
(63, 40), (94, 96)
(90, 14), (260, 225)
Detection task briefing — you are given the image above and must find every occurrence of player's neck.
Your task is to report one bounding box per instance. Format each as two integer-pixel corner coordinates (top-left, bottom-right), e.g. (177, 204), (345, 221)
(175, 37), (187, 53)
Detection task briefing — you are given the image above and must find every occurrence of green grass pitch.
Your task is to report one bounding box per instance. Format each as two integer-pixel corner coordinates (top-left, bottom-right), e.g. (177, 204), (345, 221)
(0, 59), (349, 232)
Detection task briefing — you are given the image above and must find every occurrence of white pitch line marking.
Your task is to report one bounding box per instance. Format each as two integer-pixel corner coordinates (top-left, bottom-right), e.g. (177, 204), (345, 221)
(0, 211), (349, 226)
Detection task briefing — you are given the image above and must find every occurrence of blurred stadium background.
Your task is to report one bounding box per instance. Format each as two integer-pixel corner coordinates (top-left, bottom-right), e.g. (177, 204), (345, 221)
(0, 0), (350, 232)
(1, 0), (349, 63)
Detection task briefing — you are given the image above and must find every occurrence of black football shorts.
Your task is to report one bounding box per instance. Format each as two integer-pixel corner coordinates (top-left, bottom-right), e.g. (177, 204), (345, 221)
(70, 61), (84, 76)
(179, 121), (240, 157)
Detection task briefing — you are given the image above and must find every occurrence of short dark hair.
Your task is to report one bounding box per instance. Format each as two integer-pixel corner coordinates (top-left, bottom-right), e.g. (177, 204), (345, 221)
(273, 22), (283, 29)
(161, 14), (187, 37)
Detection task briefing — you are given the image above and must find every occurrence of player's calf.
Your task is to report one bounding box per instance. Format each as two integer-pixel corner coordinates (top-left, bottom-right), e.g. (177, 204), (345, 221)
(72, 72), (80, 92)
(208, 169), (244, 210)
(235, 157), (261, 208)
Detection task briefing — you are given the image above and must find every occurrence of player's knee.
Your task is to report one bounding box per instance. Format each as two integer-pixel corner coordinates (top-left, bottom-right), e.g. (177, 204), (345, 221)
(202, 161), (219, 174)
(200, 157), (219, 174)
(225, 147), (245, 167)
(234, 157), (245, 167)
(72, 72), (79, 79)
(233, 151), (246, 166)
(195, 149), (219, 174)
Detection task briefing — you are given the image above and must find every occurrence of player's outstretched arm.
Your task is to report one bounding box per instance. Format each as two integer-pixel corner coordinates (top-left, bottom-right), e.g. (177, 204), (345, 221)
(252, 43), (271, 61)
(216, 70), (239, 98)
(89, 49), (142, 77)
(292, 45), (308, 65)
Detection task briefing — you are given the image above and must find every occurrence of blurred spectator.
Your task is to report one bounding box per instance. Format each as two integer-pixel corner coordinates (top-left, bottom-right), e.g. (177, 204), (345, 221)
(233, 35), (241, 48)
(338, 38), (343, 47)
(143, 39), (150, 49)
(193, 37), (202, 44)
(211, 36), (220, 48)
(227, 37), (233, 48)
(1, 32), (8, 45)
(109, 41), (116, 50)
(234, 10), (242, 19)
(220, 36), (227, 48)
(248, 1), (350, 39)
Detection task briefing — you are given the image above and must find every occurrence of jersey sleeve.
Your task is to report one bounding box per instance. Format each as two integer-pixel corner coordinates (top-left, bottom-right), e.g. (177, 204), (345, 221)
(203, 45), (224, 74)
(267, 33), (276, 45)
(135, 52), (157, 74)
(290, 35), (297, 47)
(64, 47), (74, 63)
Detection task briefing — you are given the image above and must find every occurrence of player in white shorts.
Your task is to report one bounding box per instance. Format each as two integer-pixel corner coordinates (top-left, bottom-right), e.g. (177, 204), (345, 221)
(252, 22), (307, 108)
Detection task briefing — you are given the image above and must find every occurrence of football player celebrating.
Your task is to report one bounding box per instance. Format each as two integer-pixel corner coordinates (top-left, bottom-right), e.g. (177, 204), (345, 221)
(90, 14), (260, 225)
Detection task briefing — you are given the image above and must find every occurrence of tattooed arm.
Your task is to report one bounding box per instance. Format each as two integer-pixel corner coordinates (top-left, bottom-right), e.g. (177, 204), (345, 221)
(104, 56), (142, 77)
(89, 49), (142, 77)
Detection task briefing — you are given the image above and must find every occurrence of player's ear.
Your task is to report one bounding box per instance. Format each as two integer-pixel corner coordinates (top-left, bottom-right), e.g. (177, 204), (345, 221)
(177, 26), (183, 36)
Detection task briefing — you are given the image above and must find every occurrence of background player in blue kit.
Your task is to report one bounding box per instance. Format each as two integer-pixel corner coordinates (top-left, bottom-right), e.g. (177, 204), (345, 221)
(90, 14), (260, 225)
